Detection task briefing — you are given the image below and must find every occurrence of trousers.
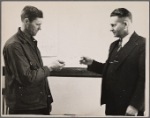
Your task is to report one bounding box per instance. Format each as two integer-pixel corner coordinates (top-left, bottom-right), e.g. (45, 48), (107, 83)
(105, 103), (144, 116)
(9, 105), (52, 115)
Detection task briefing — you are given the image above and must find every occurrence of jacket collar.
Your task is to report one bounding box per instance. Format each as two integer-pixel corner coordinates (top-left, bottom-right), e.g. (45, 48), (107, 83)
(17, 28), (43, 65)
(17, 27), (37, 48)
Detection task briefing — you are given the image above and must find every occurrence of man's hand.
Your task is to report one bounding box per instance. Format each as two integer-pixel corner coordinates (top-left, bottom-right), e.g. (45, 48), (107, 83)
(125, 105), (138, 116)
(49, 60), (65, 71)
(80, 56), (93, 66)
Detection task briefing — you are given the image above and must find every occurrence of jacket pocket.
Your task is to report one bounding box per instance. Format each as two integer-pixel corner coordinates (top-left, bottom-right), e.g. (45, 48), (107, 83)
(17, 86), (45, 105)
(29, 61), (38, 70)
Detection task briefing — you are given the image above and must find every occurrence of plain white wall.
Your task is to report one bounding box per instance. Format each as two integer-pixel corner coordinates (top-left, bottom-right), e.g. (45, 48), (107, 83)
(1, 1), (149, 116)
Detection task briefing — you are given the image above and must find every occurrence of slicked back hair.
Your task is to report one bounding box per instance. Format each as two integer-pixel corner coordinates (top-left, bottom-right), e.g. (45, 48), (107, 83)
(21, 5), (43, 22)
(110, 8), (132, 22)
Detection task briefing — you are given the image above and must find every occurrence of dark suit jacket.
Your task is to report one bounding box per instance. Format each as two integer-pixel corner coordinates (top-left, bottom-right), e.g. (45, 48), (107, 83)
(88, 32), (145, 113)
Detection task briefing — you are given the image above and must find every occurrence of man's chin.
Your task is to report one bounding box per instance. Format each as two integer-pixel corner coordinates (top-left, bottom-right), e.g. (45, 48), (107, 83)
(113, 35), (118, 38)
(32, 33), (37, 36)
(112, 33), (117, 37)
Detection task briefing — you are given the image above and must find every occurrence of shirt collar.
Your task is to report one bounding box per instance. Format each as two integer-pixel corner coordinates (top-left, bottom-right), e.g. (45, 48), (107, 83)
(121, 30), (134, 47)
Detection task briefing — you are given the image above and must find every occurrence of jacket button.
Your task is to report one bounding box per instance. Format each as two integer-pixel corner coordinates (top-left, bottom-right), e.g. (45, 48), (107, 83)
(40, 92), (43, 94)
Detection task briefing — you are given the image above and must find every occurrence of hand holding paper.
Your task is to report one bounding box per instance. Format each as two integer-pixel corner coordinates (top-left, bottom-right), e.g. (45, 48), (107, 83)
(49, 60), (65, 71)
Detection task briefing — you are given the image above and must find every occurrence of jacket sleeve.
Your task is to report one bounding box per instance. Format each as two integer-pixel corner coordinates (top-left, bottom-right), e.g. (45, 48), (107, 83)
(129, 41), (145, 111)
(4, 43), (50, 85)
(87, 60), (105, 74)
(87, 41), (115, 75)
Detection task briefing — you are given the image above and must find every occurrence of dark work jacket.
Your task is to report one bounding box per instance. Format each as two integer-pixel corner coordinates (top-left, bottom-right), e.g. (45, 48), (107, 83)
(88, 32), (145, 113)
(3, 28), (53, 110)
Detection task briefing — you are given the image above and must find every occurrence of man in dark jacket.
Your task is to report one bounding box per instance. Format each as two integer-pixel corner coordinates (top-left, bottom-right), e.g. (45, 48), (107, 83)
(3, 5), (65, 115)
(80, 8), (145, 116)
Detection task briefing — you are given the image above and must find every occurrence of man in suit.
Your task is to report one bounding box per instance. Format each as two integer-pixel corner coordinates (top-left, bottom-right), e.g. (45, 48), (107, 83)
(3, 6), (65, 115)
(80, 8), (145, 116)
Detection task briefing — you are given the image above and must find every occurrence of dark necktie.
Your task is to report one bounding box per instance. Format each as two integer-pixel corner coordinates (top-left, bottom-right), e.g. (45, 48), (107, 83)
(117, 38), (122, 52)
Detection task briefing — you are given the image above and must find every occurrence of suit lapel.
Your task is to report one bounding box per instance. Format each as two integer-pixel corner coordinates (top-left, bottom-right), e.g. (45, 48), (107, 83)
(114, 32), (139, 71)
(103, 40), (119, 76)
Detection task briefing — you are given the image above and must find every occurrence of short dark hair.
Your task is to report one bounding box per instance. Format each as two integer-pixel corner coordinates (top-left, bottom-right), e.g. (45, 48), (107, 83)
(21, 5), (43, 22)
(110, 8), (132, 21)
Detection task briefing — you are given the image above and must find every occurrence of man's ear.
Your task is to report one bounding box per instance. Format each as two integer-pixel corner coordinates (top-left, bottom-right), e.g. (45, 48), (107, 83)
(123, 20), (129, 30)
(23, 18), (30, 24)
